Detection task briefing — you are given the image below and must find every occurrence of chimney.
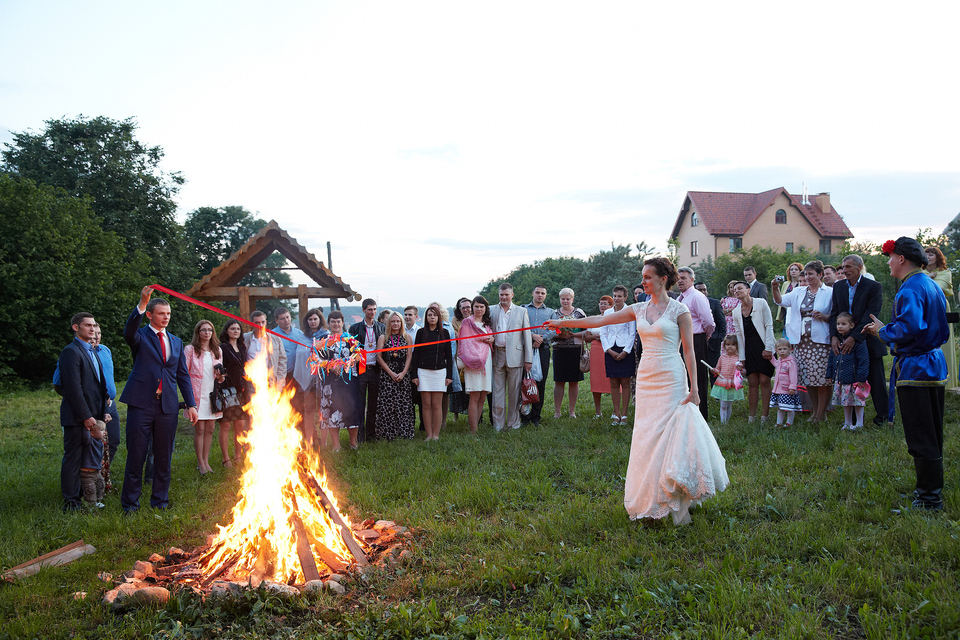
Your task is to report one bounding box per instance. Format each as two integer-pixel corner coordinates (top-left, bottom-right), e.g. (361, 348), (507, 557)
(815, 192), (830, 212)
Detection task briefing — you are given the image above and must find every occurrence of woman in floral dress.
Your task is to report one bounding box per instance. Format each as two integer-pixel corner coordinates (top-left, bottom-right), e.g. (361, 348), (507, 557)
(318, 311), (362, 451)
(375, 312), (415, 439)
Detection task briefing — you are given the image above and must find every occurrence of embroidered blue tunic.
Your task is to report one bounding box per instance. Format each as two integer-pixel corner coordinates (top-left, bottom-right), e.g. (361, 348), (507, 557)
(879, 269), (949, 419)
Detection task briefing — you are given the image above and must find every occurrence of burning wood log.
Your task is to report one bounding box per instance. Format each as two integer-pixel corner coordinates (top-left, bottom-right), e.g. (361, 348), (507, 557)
(200, 553), (238, 588)
(286, 487), (321, 583)
(297, 466), (368, 566)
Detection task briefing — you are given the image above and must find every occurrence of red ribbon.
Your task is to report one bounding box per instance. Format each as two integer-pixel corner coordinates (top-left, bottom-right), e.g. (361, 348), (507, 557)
(149, 284), (553, 360)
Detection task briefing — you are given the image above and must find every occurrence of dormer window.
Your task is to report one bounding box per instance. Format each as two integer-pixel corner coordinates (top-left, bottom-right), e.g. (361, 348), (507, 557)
(775, 209), (787, 224)
(691, 212), (699, 227)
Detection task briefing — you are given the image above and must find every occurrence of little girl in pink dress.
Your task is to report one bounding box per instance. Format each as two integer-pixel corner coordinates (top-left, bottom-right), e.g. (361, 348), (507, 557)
(769, 338), (801, 427)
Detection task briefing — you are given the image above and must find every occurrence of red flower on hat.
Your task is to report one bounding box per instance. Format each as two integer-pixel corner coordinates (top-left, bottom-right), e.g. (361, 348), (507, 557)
(881, 239), (896, 255)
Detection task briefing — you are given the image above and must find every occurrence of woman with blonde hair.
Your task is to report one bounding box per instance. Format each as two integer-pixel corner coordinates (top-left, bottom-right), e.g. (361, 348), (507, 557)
(550, 287), (586, 418)
(375, 312), (415, 439)
(184, 320), (223, 475)
(925, 246), (956, 388)
(772, 260), (834, 422)
(778, 262), (804, 323)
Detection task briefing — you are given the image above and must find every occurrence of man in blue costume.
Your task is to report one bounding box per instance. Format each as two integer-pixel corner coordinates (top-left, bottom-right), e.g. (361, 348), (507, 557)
(864, 237), (949, 511)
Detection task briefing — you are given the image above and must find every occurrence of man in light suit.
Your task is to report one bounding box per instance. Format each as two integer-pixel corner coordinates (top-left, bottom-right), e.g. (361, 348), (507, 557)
(244, 310), (287, 385)
(120, 287), (197, 513)
(744, 266), (768, 300)
(829, 254), (889, 425)
(58, 312), (111, 512)
(489, 283), (533, 431)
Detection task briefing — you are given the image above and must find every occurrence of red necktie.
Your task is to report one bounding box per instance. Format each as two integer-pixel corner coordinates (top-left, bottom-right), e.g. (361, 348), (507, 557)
(157, 331), (166, 393)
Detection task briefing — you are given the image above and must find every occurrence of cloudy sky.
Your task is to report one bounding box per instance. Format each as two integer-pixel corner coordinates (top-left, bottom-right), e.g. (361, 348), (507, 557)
(2, 1), (958, 305)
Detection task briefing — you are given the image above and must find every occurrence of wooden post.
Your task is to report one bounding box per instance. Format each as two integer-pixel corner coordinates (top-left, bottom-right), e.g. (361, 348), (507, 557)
(239, 286), (251, 321)
(327, 242), (337, 312)
(298, 284), (308, 320)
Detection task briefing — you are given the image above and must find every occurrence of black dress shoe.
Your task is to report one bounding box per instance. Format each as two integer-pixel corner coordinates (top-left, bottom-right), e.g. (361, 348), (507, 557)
(873, 415), (887, 426)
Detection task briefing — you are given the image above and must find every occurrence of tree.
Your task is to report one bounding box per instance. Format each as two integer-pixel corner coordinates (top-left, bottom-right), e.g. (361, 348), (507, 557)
(0, 175), (150, 382)
(573, 244), (645, 314)
(479, 257), (586, 309)
(183, 206), (292, 288)
(1, 115), (192, 289)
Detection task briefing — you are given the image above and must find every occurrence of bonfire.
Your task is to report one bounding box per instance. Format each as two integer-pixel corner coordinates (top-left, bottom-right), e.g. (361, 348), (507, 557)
(197, 347), (368, 585)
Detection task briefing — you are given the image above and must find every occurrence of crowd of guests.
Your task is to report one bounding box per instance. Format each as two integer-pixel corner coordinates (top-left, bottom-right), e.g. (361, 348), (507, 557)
(55, 240), (953, 514)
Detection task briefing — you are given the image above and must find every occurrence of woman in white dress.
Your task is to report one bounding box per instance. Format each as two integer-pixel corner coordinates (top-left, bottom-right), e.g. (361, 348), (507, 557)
(546, 257), (728, 525)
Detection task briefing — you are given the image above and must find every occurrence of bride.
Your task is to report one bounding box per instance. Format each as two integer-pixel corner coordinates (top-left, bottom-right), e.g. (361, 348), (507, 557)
(546, 257), (728, 524)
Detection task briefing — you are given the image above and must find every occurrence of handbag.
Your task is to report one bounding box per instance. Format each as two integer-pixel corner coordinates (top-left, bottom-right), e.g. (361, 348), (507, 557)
(209, 385), (225, 413)
(579, 344), (591, 373)
(520, 370), (540, 405)
(218, 385), (241, 411)
(853, 381), (871, 400)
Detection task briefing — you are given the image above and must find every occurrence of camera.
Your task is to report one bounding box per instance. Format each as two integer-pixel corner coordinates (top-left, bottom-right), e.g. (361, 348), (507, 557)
(214, 363), (227, 376)
(774, 275), (785, 283)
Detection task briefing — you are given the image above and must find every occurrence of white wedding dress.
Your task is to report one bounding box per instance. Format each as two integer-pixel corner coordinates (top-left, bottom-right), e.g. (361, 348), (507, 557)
(625, 298), (729, 525)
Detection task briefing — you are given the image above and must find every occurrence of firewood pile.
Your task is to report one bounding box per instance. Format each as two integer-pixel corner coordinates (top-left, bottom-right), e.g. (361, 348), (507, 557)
(98, 519), (412, 610)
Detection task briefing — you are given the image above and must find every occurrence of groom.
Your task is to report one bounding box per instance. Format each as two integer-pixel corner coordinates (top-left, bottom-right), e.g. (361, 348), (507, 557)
(120, 286), (197, 513)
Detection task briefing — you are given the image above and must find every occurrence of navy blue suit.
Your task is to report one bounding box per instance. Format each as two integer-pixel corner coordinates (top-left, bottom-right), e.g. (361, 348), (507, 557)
(119, 307), (195, 511)
(58, 338), (107, 510)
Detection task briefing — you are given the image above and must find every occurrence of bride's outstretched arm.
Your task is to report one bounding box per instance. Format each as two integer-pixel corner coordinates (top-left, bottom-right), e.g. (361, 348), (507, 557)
(545, 306), (634, 331)
(678, 312), (700, 405)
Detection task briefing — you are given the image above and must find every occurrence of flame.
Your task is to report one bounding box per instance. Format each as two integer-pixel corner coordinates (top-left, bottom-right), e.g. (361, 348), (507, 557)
(199, 344), (356, 583)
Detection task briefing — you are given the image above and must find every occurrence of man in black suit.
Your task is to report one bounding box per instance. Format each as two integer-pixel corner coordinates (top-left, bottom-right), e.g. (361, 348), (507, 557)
(58, 312), (111, 512)
(829, 254), (889, 425)
(696, 282), (727, 370)
(743, 266), (768, 300)
(349, 298), (385, 443)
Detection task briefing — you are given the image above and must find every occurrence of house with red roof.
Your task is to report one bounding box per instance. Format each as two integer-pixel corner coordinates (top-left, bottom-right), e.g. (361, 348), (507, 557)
(670, 187), (853, 265)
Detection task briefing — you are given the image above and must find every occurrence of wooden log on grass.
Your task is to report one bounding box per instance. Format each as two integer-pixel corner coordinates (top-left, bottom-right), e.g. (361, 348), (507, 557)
(3, 540), (96, 580)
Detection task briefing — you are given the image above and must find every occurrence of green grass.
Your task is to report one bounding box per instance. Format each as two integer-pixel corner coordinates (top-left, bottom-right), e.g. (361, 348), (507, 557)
(1, 379), (958, 639)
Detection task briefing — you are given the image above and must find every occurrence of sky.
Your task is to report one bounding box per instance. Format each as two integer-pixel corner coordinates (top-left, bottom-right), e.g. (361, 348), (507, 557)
(2, 1), (959, 306)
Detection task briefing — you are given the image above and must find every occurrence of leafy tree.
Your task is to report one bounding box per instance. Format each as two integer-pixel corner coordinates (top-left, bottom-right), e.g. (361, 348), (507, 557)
(0, 175), (150, 382)
(479, 257), (586, 309)
(573, 244), (645, 314)
(183, 205), (292, 318)
(183, 206), (292, 288)
(0, 115), (192, 289)
(478, 244), (655, 316)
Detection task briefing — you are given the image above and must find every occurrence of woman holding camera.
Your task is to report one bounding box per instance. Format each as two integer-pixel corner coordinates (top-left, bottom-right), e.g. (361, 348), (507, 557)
(184, 320), (223, 476)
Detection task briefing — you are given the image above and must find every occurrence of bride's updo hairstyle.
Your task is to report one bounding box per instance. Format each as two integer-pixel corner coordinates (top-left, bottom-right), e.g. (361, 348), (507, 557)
(643, 257), (679, 290)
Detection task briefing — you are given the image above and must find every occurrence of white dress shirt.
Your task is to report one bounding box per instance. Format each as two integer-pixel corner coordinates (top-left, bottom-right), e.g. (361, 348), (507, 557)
(599, 306), (637, 352)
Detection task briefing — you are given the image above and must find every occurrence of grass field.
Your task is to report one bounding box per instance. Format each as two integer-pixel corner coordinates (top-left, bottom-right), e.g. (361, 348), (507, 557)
(0, 378), (958, 639)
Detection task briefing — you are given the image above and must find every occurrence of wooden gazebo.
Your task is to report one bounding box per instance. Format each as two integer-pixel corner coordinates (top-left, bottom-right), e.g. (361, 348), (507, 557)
(186, 220), (360, 318)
